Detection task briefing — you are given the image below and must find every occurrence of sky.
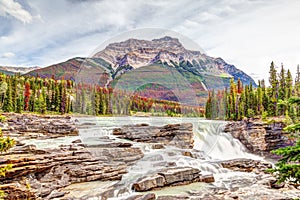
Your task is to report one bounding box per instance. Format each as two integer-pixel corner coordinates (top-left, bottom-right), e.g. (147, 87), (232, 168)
(0, 0), (300, 83)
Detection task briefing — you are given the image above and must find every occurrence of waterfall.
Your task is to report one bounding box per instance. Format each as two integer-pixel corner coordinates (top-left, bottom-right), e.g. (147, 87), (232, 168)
(193, 120), (261, 160)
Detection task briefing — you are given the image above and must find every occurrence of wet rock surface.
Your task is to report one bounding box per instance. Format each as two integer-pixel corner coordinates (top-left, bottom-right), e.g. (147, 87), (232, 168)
(224, 119), (286, 154)
(113, 123), (194, 149)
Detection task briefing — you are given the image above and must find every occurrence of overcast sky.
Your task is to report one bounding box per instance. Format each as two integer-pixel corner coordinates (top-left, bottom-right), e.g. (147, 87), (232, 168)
(0, 0), (300, 82)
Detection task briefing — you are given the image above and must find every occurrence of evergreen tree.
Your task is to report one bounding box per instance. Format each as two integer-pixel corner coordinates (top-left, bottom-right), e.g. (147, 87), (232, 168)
(3, 80), (13, 112)
(60, 81), (67, 114)
(269, 61), (278, 115)
(286, 69), (293, 99)
(16, 95), (23, 113)
(11, 76), (17, 111)
(0, 79), (7, 110)
(39, 87), (47, 114)
(205, 92), (212, 119)
(278, 64), (286, 100)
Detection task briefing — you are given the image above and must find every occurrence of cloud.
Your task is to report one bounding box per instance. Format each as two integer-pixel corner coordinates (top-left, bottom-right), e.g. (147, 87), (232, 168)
(0, 0), (299, 84)
(1, 52), (15, 58)
(0, 0), (33, 23)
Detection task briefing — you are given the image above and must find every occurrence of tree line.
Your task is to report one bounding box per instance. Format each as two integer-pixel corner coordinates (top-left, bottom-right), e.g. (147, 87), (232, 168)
(0, 74), (204, 117)
(0, 74), (73, 114)
(205, 62), (299, 121)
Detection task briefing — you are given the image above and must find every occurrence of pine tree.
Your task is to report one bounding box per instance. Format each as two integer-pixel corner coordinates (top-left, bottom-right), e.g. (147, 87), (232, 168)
(11, 76), (17, 111)
(3, 80), (13, 112)
(278, 64), (286, 99)
(60, 81), (67, 114)
(54, 81), (60, 112)
(278, 64), (286, 115)
(205, 92), (212, 119)
(39, 87), (47, 114)
(269, 61), (278, 115)
(0, 79), (7, 110)
(16, 95), (23, 113)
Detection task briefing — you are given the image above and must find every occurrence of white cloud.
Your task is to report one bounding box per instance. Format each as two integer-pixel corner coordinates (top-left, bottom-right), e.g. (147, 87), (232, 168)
(1, 52), (15, 58)
(0, 0), (33, 23)
(0, 0), (299, 84)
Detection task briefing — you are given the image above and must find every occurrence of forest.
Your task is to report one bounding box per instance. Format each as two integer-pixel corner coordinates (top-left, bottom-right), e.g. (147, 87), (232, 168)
(0, 74), (204, 117)
(205, 62), (299, 121)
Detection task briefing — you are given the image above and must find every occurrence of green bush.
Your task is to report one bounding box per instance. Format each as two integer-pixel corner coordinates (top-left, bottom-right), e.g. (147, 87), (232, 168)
(268, 140), (300, 185)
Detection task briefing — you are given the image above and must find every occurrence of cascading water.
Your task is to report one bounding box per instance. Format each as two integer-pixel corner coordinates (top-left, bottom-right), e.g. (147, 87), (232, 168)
(32, 117), (264, 199)
(193, 120), (262, 160)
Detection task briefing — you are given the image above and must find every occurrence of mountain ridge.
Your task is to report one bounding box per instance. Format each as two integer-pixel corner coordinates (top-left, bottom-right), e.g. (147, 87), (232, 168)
(24, 36), (256, 93)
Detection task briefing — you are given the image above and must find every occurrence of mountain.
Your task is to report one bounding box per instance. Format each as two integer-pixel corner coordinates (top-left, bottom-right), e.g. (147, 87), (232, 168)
(94, 36), (256, 88)
(0, 66), (40, 75)
(25, 36), (256, 104)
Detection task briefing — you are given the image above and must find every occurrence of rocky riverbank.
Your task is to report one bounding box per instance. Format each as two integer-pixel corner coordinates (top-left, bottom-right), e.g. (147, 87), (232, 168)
(1, 114), (299, 199)
(0, 113), (78, 140)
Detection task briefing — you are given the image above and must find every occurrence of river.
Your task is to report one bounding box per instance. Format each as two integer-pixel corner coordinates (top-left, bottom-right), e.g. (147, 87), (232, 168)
(24, 116), (266, 199)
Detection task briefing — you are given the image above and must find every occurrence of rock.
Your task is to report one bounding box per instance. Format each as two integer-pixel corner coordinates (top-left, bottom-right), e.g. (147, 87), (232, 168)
(124, 193), (156, 200)
(224, 119), (286, 154)
(199, 174), (215, 183)
(113, 123), (194, 149)
(219, 158), (272, 173)
(156, 196), (190, 200)
(71, 139), (82, 143)
(152, 144), (165, 149)
(182, 151), (192, 157)
(88, 142), (133, 148)
(270, 179), (285, 189)
(1, 113), (79, 139)
(132, 167), (212, 192)
(132, 174), (166, 192)
(1, 143), (144, 199)
(0, 184), (36, 200)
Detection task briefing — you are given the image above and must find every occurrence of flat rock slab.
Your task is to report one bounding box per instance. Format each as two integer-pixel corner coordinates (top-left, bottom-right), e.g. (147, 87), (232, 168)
(1, 113), (79, 139)
(219, 158), (272, 173)
(132, 167), (214, 192)
(113, 123), (194, 149)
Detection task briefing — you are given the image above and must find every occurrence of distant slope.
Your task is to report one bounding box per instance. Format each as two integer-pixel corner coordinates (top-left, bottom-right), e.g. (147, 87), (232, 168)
(0, 66), (40, 75)
(25, 58), (83, 80)
(25, 57), (113, 85)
